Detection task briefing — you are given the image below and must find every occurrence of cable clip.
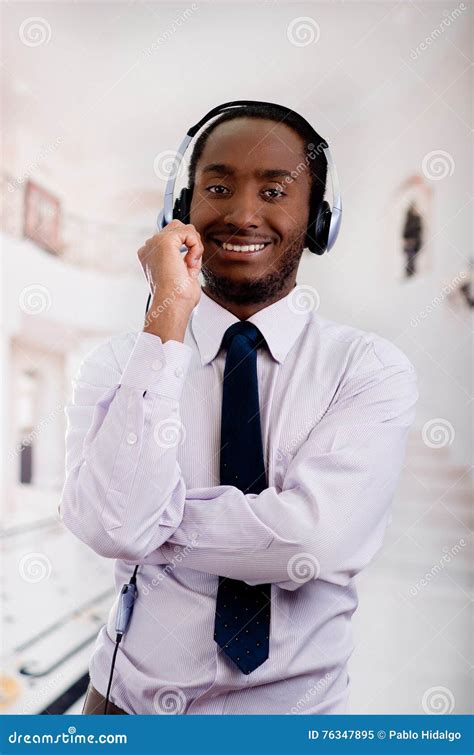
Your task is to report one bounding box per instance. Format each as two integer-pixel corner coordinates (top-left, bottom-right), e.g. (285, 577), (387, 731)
(115, 583), (138, 636)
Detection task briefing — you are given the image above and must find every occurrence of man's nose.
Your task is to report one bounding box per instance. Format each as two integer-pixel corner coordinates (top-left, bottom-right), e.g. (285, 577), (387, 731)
(222, 188), (261, 228)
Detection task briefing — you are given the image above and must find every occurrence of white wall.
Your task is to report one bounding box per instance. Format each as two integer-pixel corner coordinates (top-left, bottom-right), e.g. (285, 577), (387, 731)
(1, 235), (149, 509)
(1, 0), (472, 495)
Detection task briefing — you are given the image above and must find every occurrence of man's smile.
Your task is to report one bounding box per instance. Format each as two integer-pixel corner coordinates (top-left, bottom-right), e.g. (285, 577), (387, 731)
(208, 236), (273, 259)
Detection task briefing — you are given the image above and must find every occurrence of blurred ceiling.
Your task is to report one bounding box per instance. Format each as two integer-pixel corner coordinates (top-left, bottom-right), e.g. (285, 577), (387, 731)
(1, 0), (470, 227)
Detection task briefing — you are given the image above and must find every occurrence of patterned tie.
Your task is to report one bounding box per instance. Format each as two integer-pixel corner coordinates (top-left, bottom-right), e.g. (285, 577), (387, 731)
(213, 320), (271, 674)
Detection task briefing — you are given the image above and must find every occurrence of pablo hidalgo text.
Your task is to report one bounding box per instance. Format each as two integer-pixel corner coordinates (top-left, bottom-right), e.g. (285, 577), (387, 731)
(389, 729), (461, 742)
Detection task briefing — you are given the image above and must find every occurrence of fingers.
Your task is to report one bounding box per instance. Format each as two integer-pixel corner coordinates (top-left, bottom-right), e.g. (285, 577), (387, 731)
(183, 232), (204, 269)
(166, 221), (204, 267)
(139, 221), (203, 267)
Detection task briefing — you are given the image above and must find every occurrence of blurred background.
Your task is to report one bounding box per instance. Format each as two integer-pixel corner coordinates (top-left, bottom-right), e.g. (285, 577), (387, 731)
(0, 0), (472, 715)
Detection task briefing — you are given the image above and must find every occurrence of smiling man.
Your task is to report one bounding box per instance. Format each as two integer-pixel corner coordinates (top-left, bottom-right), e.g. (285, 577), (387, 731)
(187, 111), (317, 316)
(59, 102), (418, 716)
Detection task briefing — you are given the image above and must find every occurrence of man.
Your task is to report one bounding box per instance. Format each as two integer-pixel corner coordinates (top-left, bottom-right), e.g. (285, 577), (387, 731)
(60, 103), (418, 715)
(402, 202), (423, 278)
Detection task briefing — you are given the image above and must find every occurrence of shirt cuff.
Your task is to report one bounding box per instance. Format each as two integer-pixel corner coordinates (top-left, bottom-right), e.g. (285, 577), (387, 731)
(120, 331), (194, 401)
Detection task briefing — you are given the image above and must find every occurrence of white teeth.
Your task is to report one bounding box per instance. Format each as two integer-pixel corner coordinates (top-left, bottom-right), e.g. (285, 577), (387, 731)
(221, 242), (266, 252)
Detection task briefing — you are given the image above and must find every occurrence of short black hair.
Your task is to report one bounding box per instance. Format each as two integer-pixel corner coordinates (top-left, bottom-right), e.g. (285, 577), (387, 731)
(187, 103), (328, 218)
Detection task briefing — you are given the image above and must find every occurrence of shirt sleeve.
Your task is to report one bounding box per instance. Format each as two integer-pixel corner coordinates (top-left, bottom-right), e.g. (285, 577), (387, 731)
(136, 338), (419, 590)
(58, 331), (194, 559)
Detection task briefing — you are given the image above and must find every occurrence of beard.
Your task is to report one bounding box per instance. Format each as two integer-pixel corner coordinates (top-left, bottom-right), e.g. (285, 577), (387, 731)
(201, 227), (306, 305)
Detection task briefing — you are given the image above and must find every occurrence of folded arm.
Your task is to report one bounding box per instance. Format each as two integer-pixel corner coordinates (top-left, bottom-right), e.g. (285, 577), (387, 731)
(60, 330), (417, 591)
(131, 340), (419, 589)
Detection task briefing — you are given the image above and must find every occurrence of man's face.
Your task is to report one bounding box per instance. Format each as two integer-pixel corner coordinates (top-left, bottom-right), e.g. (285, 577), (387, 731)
(189, 117), (312, 305)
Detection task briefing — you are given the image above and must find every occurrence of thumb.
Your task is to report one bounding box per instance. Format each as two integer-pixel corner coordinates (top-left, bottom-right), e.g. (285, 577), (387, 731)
(189, 252), (202, 269)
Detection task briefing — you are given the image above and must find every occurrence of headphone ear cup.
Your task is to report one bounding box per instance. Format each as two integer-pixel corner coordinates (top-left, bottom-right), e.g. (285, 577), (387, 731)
(307, 200), (331, 255)
(173, 187), (193, 224)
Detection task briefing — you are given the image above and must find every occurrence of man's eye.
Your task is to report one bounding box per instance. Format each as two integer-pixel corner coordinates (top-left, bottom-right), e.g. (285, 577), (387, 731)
(206, 185), (230, 195)
(263, 188), (286, 200)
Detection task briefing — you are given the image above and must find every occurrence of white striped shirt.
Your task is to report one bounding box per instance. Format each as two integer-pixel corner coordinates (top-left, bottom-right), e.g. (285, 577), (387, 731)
(59, 286), (418, 714)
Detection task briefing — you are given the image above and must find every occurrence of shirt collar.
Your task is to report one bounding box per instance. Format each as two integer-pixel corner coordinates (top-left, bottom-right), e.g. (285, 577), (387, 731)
(190, 286), (310, 366)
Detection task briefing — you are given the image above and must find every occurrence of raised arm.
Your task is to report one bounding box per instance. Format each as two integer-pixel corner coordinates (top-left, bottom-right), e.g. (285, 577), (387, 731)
(59, 219), (204, 559)
(58, 331), (195, 557)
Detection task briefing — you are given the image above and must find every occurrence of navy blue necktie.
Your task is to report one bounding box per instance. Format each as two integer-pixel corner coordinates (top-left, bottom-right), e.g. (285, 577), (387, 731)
(213, 320), (271, 674)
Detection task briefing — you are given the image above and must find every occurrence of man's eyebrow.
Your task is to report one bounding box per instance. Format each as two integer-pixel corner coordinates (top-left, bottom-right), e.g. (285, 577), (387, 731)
(201, 163), (294, 180)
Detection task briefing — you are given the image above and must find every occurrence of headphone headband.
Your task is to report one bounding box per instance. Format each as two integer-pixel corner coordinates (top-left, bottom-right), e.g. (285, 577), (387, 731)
(185, 100), (329, 143)
(157, 99), (342, 252)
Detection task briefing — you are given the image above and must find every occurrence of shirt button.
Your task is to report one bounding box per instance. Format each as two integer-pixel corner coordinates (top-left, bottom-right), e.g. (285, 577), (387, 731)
(126, 432), (137, 445)
(151, 359), (163, 371)
(174, 366), (184, 378)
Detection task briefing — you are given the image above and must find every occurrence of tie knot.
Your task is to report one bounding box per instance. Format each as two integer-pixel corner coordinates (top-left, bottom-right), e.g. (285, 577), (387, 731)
(222, 321), (266, 352)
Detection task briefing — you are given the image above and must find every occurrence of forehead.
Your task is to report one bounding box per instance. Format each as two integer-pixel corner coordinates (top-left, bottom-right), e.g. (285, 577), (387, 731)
(196, 117), (307, 175)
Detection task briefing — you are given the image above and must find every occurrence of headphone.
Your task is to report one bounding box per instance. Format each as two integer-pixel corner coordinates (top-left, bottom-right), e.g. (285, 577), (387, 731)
(145, 99), (342, 315)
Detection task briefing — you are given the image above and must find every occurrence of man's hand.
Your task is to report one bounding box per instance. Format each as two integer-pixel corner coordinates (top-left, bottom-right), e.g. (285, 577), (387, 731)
(138, 220), (204, 342)
(138, 219), (203, 309)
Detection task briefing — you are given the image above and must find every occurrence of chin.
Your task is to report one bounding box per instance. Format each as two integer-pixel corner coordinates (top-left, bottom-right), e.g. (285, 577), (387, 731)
(202, 267), (290, 306)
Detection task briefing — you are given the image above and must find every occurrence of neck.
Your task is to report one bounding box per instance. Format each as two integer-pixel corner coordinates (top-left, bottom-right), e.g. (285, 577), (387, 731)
(201, 280), (297, 320)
